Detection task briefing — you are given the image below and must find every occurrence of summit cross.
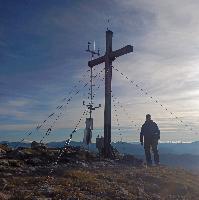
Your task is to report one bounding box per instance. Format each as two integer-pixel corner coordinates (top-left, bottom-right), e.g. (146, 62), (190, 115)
(88, 30), (133, 158)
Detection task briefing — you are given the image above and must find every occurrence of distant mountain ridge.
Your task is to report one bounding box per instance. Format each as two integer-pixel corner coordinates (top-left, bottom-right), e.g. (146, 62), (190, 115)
(1, 140), (199, 171)
(1, 140), (199, 155)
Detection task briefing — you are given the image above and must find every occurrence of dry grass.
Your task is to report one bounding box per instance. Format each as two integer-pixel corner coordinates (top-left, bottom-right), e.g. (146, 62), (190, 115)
(1, 164), (199, 199)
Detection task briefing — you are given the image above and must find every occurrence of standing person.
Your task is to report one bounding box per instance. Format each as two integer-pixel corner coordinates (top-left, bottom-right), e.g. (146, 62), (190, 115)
(140, 114), (160, 166)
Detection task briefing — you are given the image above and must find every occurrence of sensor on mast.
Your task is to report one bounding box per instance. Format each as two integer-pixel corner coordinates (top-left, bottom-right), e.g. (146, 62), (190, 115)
(86, 41), (100, 60)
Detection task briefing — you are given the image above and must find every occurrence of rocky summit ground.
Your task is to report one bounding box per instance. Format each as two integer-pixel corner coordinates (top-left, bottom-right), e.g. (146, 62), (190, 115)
(0, 145), (199, 200)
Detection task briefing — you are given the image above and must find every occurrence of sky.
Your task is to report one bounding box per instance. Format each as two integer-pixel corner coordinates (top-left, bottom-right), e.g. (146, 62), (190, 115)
(1, 0), (199, 143)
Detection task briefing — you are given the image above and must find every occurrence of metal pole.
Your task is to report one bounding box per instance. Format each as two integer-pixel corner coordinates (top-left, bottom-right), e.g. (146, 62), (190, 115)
(104, 30), (113, 158)
(90, 67), (93, 119)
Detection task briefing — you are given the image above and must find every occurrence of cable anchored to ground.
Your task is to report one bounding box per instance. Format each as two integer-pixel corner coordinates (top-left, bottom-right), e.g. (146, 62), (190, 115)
(13, 68), (101, 149)
(112, 94), (140, 132)
(112, 65), (199, 136)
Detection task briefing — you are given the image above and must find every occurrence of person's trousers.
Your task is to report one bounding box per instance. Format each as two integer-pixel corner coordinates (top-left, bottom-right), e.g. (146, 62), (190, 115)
(144, 139), (159, 165)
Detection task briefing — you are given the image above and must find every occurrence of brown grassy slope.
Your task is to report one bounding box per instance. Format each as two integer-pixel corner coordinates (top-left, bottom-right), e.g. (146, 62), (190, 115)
(1, 163), (199, 200)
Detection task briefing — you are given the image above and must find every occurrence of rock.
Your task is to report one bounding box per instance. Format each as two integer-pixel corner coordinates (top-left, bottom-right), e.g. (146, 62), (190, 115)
(31, 141), (47, 150)
(32, 197), (52, 200)
(0, 148), (6, 154)
(15, 150), (26, 158)
(0, 144), (12, 152)
(2, 178), (7, 184)
(1, 173), (13, 177)
(151, 194), (161, 199)
(0, 192), (11, 200)
(80, 161), (88, 167)
(0, 165), (7, 172)
(0, 178), (8, 190)
(40, 184), (54, 196)
(6, 149), (28, 159)
(8, 159), (21, 167)
(29, 166), (36, 172)
(0, 153), (6, 159)
(0, 147), (6, 159)
(16, 168), (25, 175)
(0, 159), (22, 167)
(26, 158), (43, 166)
(0, 159), (9, 166)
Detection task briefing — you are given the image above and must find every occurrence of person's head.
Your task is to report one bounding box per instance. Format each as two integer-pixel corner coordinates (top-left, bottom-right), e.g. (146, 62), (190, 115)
(146, 114), (151, 121)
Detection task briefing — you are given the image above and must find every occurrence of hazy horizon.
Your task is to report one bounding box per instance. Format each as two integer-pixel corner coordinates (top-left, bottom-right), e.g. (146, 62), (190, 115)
(1, 127), (198, 144)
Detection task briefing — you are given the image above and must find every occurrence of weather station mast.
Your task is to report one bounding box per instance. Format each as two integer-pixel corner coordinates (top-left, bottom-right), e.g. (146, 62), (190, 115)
(83, 41), (101, 148)
(85, 41), (101, 119)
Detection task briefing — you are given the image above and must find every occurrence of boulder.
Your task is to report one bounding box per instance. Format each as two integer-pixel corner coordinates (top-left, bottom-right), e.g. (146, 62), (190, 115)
(0, 178), (8, 190)
(8, 159), (22, 167)
(26, 158), (43, 166)
(0, 148), (6, 158)
(0, 159), (9, 166)
(0, 144), (11, 152)
(0, 192), (11, 200)
(31, 141), (47, 150)
(6, 149), (30, 159)
(1, 173), (13, 177)
(0, 148), (6, 154)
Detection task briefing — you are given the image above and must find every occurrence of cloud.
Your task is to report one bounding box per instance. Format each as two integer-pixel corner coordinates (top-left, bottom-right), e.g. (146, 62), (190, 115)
(8, 99), (31, 107)
(0, 124), (32, 131)
(1, 0), (199, 141)
(108, 0), (199, 130)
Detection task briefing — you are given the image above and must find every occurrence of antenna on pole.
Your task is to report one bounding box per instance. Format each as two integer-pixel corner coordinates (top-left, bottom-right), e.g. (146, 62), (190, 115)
(107, 19), (110, 31)
(93, 40), (96, 51)
(86, 41), (100, 60)
(85, 41), (101, 118)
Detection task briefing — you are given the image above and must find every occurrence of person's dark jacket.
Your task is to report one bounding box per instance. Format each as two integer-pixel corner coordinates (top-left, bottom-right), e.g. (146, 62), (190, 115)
(140, 120), (160, 144)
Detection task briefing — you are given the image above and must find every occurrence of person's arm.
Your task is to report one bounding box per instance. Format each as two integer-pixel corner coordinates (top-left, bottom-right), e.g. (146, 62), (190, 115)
(155, 123), (160, 140)
(157, 126), (160, 139)
(140, 125), (144, 145)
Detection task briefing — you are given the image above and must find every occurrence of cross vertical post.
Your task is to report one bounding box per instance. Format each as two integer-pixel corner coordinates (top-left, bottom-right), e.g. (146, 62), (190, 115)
(104, 30), (113, 157)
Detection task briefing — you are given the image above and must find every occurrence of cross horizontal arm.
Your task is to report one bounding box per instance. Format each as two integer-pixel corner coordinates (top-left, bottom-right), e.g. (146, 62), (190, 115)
(111, 45), (133, 60)
(88, 55), (105, 68)
(88, 45), (133, 68)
